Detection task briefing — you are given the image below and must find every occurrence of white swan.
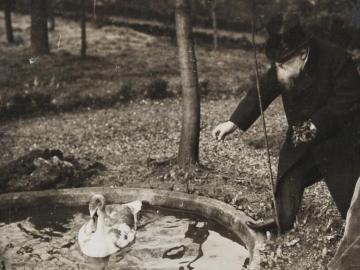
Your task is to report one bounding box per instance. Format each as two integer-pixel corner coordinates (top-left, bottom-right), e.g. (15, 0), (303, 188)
(78, 194), (142, 258)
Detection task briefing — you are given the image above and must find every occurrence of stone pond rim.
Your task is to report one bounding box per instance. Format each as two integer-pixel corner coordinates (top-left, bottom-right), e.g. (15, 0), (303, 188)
(0, 187), (264, 270)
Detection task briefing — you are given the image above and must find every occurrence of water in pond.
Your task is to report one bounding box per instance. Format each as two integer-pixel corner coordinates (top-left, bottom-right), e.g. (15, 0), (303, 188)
(0, 205), (249, 269)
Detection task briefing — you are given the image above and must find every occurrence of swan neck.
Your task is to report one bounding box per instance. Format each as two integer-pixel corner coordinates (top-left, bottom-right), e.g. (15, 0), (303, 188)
(96, 209), (106, 232)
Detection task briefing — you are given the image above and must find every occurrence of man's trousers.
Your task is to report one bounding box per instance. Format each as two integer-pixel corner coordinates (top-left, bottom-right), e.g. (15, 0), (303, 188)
(275, 151), (357, 232)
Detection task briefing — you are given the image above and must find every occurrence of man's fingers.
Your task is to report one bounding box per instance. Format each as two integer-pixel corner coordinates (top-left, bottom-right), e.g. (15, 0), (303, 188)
(212, 122), (236, 141)
(217, 130), (225, 141)
(211, 128), (219, 139)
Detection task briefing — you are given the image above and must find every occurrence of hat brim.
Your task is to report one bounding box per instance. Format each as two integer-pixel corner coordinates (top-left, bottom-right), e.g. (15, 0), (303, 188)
(265, 33), (313, 63)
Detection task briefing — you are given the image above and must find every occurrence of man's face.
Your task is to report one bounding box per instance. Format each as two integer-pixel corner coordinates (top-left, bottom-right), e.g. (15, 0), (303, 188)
(276, 48), (309, 90)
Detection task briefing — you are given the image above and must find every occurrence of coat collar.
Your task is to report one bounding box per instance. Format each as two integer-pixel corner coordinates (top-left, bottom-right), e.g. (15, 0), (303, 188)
(302, 38), (318, 75)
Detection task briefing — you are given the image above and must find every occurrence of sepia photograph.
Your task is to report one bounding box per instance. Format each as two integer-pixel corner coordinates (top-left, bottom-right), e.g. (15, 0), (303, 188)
(0, 0), (360, 269)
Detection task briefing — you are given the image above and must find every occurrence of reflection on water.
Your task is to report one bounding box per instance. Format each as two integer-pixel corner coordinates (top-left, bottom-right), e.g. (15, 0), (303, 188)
(0, 205), (249, 269)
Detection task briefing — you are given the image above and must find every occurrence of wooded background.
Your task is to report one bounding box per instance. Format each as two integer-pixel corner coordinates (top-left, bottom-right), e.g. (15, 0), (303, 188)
(4, 0), (360, 46)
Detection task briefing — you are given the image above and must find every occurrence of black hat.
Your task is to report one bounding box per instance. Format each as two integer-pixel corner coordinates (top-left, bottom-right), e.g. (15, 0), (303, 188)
(265, 13), (313, 63)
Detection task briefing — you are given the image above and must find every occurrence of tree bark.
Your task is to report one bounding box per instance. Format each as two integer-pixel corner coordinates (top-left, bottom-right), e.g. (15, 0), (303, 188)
(48, 0), (55, 31)
(352, 0), (360, 28)
(80, 0), (87, 57)
(31, 0), (49, 54)
(211, 3), (218, 51)
(4, 0), (14, 44)
(175, 0), (201, 168)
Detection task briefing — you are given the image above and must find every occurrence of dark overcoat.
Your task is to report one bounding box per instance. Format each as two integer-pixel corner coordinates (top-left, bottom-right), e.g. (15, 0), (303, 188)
(230, 37), (360, 216)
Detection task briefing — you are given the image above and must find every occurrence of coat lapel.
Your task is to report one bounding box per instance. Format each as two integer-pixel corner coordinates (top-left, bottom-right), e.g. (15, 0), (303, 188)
(291, 71), (314, 97)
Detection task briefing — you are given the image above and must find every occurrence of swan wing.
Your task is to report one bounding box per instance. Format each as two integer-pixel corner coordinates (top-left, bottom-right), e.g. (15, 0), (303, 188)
(124, 201), (142, 215)
(105, 202), (141, 228)
(108, 223), (136, 249)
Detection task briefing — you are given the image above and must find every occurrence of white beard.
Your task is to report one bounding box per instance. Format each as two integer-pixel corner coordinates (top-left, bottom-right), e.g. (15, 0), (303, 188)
(276, 55), (306, 91)
(277, 68), (297, 90)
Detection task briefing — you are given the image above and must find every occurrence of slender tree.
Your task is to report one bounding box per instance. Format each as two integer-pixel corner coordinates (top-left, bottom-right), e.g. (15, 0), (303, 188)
(48, 0), (55, 31)
(210, 1), (218, 51)
(175, 0), (201, 168)
(4, 0), (14, 44)
(202, 0), (220, 50)
(352, 0), (360, 28)
(80, 0), (87, 57)
(31, 0), (49, 54)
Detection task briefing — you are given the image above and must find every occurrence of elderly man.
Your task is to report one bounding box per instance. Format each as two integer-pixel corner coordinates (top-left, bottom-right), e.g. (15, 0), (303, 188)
(212, 13), (360, 233)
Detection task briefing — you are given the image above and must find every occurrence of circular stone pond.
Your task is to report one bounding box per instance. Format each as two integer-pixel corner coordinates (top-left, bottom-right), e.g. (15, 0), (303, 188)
(0, 187), (263, 270)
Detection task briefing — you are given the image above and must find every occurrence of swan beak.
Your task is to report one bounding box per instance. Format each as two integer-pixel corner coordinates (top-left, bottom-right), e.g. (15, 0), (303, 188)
(90, 206), (98, 219)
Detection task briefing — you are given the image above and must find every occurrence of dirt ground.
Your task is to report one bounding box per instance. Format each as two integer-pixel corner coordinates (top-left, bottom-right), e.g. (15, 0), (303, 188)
(0, 13), (346, 269)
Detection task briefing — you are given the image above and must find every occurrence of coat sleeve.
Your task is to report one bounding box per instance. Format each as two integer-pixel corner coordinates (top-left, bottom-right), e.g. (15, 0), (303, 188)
(311, 54), (360, 139)
(229, 65), (281, 131)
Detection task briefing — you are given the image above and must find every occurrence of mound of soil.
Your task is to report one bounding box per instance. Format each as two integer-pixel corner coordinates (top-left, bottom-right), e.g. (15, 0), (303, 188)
(0, 149), (106, 193)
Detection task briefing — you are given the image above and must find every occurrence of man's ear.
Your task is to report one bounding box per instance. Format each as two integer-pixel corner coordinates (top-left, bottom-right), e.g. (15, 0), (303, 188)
(300, 48), (309, 60)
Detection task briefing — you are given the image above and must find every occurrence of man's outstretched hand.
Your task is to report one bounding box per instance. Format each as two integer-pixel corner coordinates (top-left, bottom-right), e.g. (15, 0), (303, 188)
(211, 121), (238, 141)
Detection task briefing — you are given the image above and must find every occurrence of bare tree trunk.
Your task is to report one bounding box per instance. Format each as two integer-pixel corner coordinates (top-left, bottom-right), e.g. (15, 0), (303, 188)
(80, 0), (87, 57)
(211, 3), (218, 51)
(4, 0), (14, 44)
(352, 0), (360, 24)
(315, 0), (322, 14)
(31, 0), (49, 54)
(175, 0), (201, 168)
(48, 0), (55, 31)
